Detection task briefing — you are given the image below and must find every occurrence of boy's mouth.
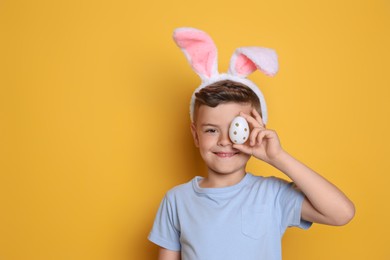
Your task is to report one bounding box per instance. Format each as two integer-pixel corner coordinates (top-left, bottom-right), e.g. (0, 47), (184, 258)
(214, 152), (239, 158)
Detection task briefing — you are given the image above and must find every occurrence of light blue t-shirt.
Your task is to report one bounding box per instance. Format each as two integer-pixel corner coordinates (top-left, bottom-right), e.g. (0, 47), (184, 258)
(148, 173), (312, 260)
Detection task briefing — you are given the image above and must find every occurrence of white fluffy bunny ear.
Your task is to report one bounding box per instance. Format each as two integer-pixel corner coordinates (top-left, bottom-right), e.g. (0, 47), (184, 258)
(228, 47), (278, 78)
(173, 27), (219, 82)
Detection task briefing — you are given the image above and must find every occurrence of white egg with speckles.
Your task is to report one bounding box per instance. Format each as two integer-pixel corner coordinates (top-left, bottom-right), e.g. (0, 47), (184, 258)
(229, 116), (250, 144)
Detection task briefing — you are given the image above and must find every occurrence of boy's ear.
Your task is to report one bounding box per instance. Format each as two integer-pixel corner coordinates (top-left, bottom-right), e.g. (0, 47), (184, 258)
(190, 123), (200, 147)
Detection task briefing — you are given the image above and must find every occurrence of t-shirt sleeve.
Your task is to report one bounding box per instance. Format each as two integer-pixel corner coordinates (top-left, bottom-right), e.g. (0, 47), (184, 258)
(274, 178), (312, 233)
(148, 194), (181, 251)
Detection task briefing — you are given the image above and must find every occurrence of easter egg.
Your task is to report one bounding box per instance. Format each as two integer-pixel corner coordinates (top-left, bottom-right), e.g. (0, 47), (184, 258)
(229, 116), (250, 144)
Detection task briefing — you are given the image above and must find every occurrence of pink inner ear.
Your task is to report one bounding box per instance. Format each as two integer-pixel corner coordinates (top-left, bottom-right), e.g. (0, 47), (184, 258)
(174, 30), (216, 78)
(235, 54), (257, 76)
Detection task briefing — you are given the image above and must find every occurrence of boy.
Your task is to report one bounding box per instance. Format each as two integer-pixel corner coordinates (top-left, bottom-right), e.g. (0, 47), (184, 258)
(148, 28), (355, 260)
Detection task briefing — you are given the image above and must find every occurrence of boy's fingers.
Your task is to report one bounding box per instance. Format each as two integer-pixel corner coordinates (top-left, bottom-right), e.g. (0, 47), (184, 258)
(240, 112), (264, 129)
(233, 144), (252, 155)
(250, 127), (262, 146)
(239, 111), (254, 123)
(256, 130), (267, 146)
(251, 108), (265, 127)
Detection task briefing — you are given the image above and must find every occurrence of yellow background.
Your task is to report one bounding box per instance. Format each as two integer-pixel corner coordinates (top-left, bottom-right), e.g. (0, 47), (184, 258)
(1, 0), (389, 259)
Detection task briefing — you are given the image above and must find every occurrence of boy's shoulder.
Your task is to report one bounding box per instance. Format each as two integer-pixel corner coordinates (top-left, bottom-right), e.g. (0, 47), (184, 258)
(164, 177), (195, 197)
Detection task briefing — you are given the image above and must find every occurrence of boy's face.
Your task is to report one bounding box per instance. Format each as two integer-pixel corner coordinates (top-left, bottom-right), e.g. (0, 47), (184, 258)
(191, 102), (253, 177)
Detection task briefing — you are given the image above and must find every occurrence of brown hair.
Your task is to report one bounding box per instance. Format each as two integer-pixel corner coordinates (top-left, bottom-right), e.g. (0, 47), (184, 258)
(193, 80), (261, 121)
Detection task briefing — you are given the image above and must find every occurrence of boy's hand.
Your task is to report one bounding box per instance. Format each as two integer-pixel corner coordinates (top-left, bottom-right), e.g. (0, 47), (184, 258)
(233, 109), (284, 164)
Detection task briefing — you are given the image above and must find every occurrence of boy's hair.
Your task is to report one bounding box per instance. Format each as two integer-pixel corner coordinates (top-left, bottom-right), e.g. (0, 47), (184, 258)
(193, 80), (262, 122)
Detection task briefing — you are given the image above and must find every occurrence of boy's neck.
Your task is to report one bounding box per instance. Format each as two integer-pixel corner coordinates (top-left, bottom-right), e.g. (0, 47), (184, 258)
(199, 170), (247, 188)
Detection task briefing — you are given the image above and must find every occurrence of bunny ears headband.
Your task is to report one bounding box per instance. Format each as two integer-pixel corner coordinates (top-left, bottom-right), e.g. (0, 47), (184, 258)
(172, 27), (279, 124)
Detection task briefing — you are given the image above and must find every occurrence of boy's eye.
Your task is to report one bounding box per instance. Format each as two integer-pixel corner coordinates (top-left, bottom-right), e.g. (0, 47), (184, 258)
(205, 129), (217, 133)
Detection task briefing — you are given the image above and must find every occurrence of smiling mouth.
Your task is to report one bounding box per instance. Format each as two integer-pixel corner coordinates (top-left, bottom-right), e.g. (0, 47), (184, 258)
(214, 152), (239, 158)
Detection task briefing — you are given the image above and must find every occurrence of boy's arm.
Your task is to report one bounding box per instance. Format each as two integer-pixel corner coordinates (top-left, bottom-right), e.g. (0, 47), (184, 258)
(236, 109), (355, 226)
(269, 150), (355, 226)
(158, 247), (181, 260)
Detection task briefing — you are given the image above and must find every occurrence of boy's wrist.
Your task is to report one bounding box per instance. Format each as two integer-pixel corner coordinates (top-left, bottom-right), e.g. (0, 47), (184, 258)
(266, 149), (292, 169)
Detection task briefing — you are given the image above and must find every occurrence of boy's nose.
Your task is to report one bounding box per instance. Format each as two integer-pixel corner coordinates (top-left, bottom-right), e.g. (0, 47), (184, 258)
(217, 133), (232, 146)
